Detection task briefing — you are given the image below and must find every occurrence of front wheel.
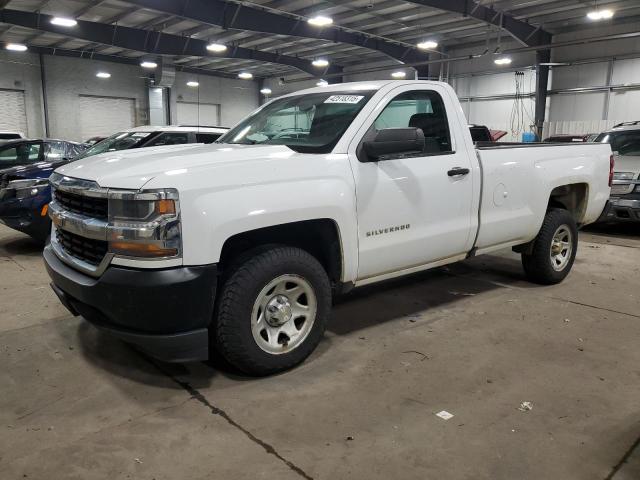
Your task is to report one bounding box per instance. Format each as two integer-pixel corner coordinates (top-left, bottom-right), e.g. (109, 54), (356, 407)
(522, 208), (578, 285)
(214, 246), (332, 376)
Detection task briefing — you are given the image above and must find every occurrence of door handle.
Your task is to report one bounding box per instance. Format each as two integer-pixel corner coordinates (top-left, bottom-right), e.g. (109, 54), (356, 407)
(447, 167), (470, 177)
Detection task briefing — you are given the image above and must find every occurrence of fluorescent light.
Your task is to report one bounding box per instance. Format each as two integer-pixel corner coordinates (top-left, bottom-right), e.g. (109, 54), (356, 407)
(494, 57), (512, 65)
(5, 43), (27, 52)
(417, 40), (438, 50)
(238, 72), (253, 79)
(308, 15), (333, 27)
(96, 72), (111, 78)
(587, 9), (614, 20)
(312, 58), (330, 67)
(316, 80), (329, 87)
(186, 81), (199, 87)
(391, 71), (407, 78)
(51, 17), (77, 27)
(140, 61), (157, 68)
(206, 43), (227, 52)
(260, 88), (272, 95)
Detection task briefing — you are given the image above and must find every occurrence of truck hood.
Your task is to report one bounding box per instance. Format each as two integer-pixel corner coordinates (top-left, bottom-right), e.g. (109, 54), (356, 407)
(54, 143), (303, 189)
(613, 155), (640, 178)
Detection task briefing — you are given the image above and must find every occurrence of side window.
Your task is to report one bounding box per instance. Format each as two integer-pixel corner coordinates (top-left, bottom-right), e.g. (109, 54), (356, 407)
(45, 141), (66, 160)
(374, 90), (452, 154)
(195, 133), (221, 144)
(145, 132), (191, 147)
(611, 132), (640, 156)
(0, 143), (42, 165)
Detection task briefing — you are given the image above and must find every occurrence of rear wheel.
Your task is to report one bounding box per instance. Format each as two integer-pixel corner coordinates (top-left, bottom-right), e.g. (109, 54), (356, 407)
(522, 208), (578, 285)
(214, 246), (331, 376)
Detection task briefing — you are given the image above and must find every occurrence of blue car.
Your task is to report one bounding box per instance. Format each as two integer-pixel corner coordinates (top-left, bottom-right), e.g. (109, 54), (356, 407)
(0, 161), (64, 242)
(0, 139), (87, 242)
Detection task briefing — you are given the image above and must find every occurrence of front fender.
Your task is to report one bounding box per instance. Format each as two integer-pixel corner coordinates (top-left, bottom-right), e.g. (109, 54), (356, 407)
(179, 177), (359, 283)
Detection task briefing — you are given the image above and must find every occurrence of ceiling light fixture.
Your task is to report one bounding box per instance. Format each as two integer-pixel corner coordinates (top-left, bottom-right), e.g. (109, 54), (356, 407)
(308, 15), (333, 27)
(260, 88), (272, 95)
(96, 72), (111, 78)
(5, 43), (28, 52)
(51, 17), (77, 27)
(238, 72), (253, 79)
(206, 43), (227, 52)
(312, 58), (329, 67)
(391, 71), (407, 78)
(186, 81), (199, 87)
(417, 40), (438, 50)
(140, 61), (157, 68)
(316, 80), (329, 87)
(587, 9), (614, 20)
(494, 57), (512, 65)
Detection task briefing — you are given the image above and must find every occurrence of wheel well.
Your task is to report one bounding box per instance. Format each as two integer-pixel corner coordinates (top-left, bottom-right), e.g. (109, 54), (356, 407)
(548, 183), (588, 224)
(219, 219), (343, 285)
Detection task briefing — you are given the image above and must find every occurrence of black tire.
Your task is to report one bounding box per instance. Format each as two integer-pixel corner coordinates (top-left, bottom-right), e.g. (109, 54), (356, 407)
(214, 246), (332, 376)
(522, 208), (578, 285)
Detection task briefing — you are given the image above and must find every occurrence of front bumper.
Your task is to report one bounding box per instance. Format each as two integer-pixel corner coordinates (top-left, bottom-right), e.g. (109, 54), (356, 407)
(44, 245), (219, 362)
(599, 195), (640, 222)
(0, 195), (50, 241)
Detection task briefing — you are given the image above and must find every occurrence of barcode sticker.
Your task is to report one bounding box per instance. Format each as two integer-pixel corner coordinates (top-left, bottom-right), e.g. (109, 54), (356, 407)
(324, 95), (364, 104)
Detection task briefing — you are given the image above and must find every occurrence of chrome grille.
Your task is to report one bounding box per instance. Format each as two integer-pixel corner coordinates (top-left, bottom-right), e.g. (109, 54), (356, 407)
(55, 228), (108, 266)
(611, 184), (634, 196)
(54, 189), (108, 219)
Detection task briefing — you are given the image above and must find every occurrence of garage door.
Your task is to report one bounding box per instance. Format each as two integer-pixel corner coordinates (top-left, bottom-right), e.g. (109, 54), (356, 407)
(78, 95), (136, 140)
(0, 90), (28, 135)
(176, 102), (220, 126)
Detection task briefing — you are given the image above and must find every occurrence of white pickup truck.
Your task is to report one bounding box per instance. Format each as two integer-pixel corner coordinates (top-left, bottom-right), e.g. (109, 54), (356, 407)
(44, 80), (613, 375)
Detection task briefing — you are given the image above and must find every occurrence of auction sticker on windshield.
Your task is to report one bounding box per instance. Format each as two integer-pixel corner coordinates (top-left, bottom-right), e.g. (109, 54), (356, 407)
(324, 95), (364, 104)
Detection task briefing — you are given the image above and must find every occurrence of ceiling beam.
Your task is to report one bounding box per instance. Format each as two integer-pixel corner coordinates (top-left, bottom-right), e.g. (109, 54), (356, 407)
(0, 41), (246, 79)
(122, 0), (427, 63)
(403, 0), (552, 46)
(0, 8), (341, 77)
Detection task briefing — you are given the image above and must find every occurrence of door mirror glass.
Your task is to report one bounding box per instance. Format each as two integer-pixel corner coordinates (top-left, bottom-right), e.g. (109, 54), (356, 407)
(363, 128), (425, 161)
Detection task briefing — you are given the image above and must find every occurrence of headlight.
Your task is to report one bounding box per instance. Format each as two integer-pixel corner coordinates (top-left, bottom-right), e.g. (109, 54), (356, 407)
(107, 189), (182, 259)
(613, 172), (636, 181)
(7, 178), (49, 199)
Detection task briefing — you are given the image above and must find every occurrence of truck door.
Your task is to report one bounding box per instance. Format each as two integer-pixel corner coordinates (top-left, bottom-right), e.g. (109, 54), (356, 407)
(348, 85), (477, 280)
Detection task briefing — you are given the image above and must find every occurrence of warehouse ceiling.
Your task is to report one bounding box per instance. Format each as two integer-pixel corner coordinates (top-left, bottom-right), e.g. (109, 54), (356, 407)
(1, 0), (640, 79)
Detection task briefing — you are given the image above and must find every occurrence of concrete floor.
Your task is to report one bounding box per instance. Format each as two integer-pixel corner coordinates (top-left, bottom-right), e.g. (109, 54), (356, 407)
(0, 223), (638, 480)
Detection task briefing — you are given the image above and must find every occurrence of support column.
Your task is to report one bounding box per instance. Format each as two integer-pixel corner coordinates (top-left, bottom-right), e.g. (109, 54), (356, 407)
(39, 53), (50, 137)
(534, 49), (551, 141)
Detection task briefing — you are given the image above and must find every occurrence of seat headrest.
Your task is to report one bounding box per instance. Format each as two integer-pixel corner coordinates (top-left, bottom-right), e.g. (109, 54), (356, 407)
(408, 113), (434, 128)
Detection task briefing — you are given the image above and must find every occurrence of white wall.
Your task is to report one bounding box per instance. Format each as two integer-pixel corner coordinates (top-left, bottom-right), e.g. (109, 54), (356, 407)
(170, 72), (259, 128)
(0, 53), (261, 142)
(0, 51), (45, 137)
(43, 55), (150, 141)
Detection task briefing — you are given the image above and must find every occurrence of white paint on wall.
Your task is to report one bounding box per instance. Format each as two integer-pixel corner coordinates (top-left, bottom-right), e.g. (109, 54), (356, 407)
(170, 72), (259, 128)
(0, 51), (44, 137)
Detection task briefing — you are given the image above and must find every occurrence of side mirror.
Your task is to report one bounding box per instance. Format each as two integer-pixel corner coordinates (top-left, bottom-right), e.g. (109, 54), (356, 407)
(363, 128), (425, 161)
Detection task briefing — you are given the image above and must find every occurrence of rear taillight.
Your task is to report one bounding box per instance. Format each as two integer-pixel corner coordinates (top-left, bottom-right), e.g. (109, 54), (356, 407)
(609, 154), (615, 187)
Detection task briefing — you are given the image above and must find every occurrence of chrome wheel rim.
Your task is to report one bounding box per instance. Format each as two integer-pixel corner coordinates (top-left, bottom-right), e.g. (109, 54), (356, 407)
(251, 274), (317, 355)
(550, 225), (573, 271)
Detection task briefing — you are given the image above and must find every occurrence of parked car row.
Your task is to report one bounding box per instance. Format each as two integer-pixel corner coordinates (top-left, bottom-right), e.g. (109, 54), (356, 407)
(0, 125), (229, 242)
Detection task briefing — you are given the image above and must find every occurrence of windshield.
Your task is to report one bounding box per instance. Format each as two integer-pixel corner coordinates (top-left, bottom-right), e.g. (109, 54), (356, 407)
(77, 131), (154, 159)
(595, 131), (640, 156)
(219, 91), (375, 153)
